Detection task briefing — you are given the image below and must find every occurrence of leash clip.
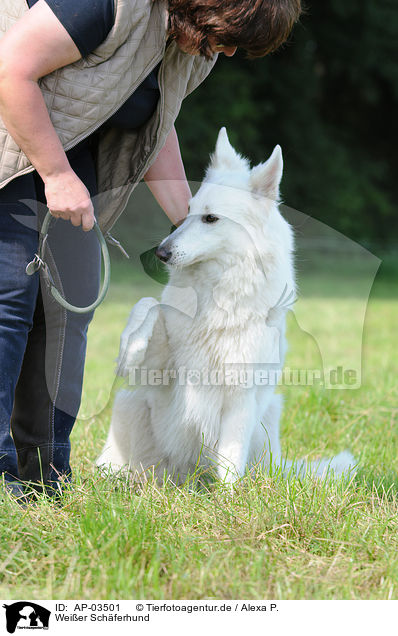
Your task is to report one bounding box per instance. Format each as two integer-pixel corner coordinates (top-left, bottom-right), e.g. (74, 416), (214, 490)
(105, 233), (130, 259)
(26, 253), (45, 276)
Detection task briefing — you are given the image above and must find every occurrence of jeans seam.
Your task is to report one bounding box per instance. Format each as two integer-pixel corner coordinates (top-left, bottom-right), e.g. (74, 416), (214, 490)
(15, 442), (52, 452)
(16, 442), (70, 452)
(40, 243), (67, 481)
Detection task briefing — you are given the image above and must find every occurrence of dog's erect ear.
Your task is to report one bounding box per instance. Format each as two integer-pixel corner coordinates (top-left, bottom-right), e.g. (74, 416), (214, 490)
(250, 145), (283, 202)
(208, 127), (249, 172)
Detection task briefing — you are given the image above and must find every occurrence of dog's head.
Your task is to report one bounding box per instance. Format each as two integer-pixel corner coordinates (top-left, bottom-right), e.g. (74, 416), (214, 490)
(156, 128), (293, 277)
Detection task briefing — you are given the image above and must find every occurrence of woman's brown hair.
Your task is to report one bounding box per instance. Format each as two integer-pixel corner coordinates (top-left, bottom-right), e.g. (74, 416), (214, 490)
(167, 0), (303, 59)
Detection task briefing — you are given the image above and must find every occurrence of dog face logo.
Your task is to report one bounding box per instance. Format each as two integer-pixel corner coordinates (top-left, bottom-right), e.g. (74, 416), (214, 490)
(2, 602), (51, 633)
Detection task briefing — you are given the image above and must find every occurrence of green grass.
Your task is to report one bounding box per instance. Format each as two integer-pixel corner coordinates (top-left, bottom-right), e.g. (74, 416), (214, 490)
(1, 257), (397, 600)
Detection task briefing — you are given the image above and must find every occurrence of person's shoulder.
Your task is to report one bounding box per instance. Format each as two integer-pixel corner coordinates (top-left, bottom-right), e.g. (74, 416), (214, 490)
(27, 0), (116, 58)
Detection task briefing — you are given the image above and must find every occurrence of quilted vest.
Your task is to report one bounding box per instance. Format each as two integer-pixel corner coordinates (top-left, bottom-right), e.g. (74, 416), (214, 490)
(0, 0), (217, 231)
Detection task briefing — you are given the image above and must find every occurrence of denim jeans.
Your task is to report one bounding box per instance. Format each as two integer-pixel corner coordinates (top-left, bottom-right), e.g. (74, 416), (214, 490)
(0, 139), (100, 488)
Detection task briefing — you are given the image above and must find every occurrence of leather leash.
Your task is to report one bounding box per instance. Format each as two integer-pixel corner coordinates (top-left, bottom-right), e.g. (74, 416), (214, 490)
(26, 210), (111, 314)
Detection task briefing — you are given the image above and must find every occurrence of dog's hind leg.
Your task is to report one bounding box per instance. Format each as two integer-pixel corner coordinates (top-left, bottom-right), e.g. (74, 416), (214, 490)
(96, 389), (135, 472)
(247, 392), (283, 473)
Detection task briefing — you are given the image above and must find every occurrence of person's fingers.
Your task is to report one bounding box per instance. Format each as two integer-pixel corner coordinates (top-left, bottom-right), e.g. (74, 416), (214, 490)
(81, 210), (95, 232)
(69, 214), (82, 227)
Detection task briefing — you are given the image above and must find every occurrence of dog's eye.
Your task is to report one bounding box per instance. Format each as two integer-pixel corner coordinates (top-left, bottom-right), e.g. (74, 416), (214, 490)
(202, 214), (219, 224)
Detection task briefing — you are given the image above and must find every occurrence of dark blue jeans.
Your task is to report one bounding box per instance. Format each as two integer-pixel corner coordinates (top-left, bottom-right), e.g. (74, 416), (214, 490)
(0, 140), (100, 489)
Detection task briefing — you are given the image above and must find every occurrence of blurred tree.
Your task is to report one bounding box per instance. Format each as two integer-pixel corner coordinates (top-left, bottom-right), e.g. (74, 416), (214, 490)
(174, 0), (398, 247)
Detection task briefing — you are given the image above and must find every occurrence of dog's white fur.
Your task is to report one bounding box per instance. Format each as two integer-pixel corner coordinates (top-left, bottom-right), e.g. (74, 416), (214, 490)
(97, 128), (355, 483)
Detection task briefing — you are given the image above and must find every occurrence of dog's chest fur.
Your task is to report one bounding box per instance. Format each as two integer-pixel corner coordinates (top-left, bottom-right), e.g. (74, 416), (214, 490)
(151, 269), (286, 460)
(161, 267), (286, 370)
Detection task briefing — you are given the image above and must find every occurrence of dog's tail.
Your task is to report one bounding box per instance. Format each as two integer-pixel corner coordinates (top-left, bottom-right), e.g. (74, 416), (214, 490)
(281, 450), (357, 480)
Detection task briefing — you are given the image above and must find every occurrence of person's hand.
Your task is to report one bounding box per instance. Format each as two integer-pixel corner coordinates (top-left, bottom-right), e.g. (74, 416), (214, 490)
(44, 170), (95, 231)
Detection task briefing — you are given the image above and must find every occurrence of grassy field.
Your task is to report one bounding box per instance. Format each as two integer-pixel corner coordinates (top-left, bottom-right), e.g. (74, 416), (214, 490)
(1, 255), (397, 600)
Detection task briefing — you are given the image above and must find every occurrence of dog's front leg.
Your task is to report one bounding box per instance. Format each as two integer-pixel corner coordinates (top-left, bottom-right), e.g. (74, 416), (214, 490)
(216, 390), (257, 484)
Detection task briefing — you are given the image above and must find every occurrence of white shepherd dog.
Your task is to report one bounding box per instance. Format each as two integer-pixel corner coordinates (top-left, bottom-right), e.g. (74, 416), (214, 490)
(97, 128), (355, 484)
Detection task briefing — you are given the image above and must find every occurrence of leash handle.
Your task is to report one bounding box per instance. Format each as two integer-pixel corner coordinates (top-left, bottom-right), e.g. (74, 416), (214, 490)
(26, 211), (111, 314)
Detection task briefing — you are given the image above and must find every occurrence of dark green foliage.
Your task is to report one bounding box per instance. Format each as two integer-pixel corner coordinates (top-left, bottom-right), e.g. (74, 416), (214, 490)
(176, 0), (398, 246)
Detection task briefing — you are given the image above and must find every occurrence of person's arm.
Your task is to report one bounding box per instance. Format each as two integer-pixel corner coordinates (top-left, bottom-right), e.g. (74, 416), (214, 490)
(0, 0), (95, 230)
(144, 126), (191, 226)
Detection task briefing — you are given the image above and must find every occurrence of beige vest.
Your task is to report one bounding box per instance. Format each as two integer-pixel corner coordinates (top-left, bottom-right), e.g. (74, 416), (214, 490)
(0, 0), (216, 231)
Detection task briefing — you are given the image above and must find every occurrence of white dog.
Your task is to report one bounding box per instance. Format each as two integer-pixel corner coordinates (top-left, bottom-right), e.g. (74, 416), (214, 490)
(97, 128), (354, 484)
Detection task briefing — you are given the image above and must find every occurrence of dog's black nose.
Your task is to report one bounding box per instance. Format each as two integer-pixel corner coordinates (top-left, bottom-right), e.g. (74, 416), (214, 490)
(155, 246), (172, 263)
